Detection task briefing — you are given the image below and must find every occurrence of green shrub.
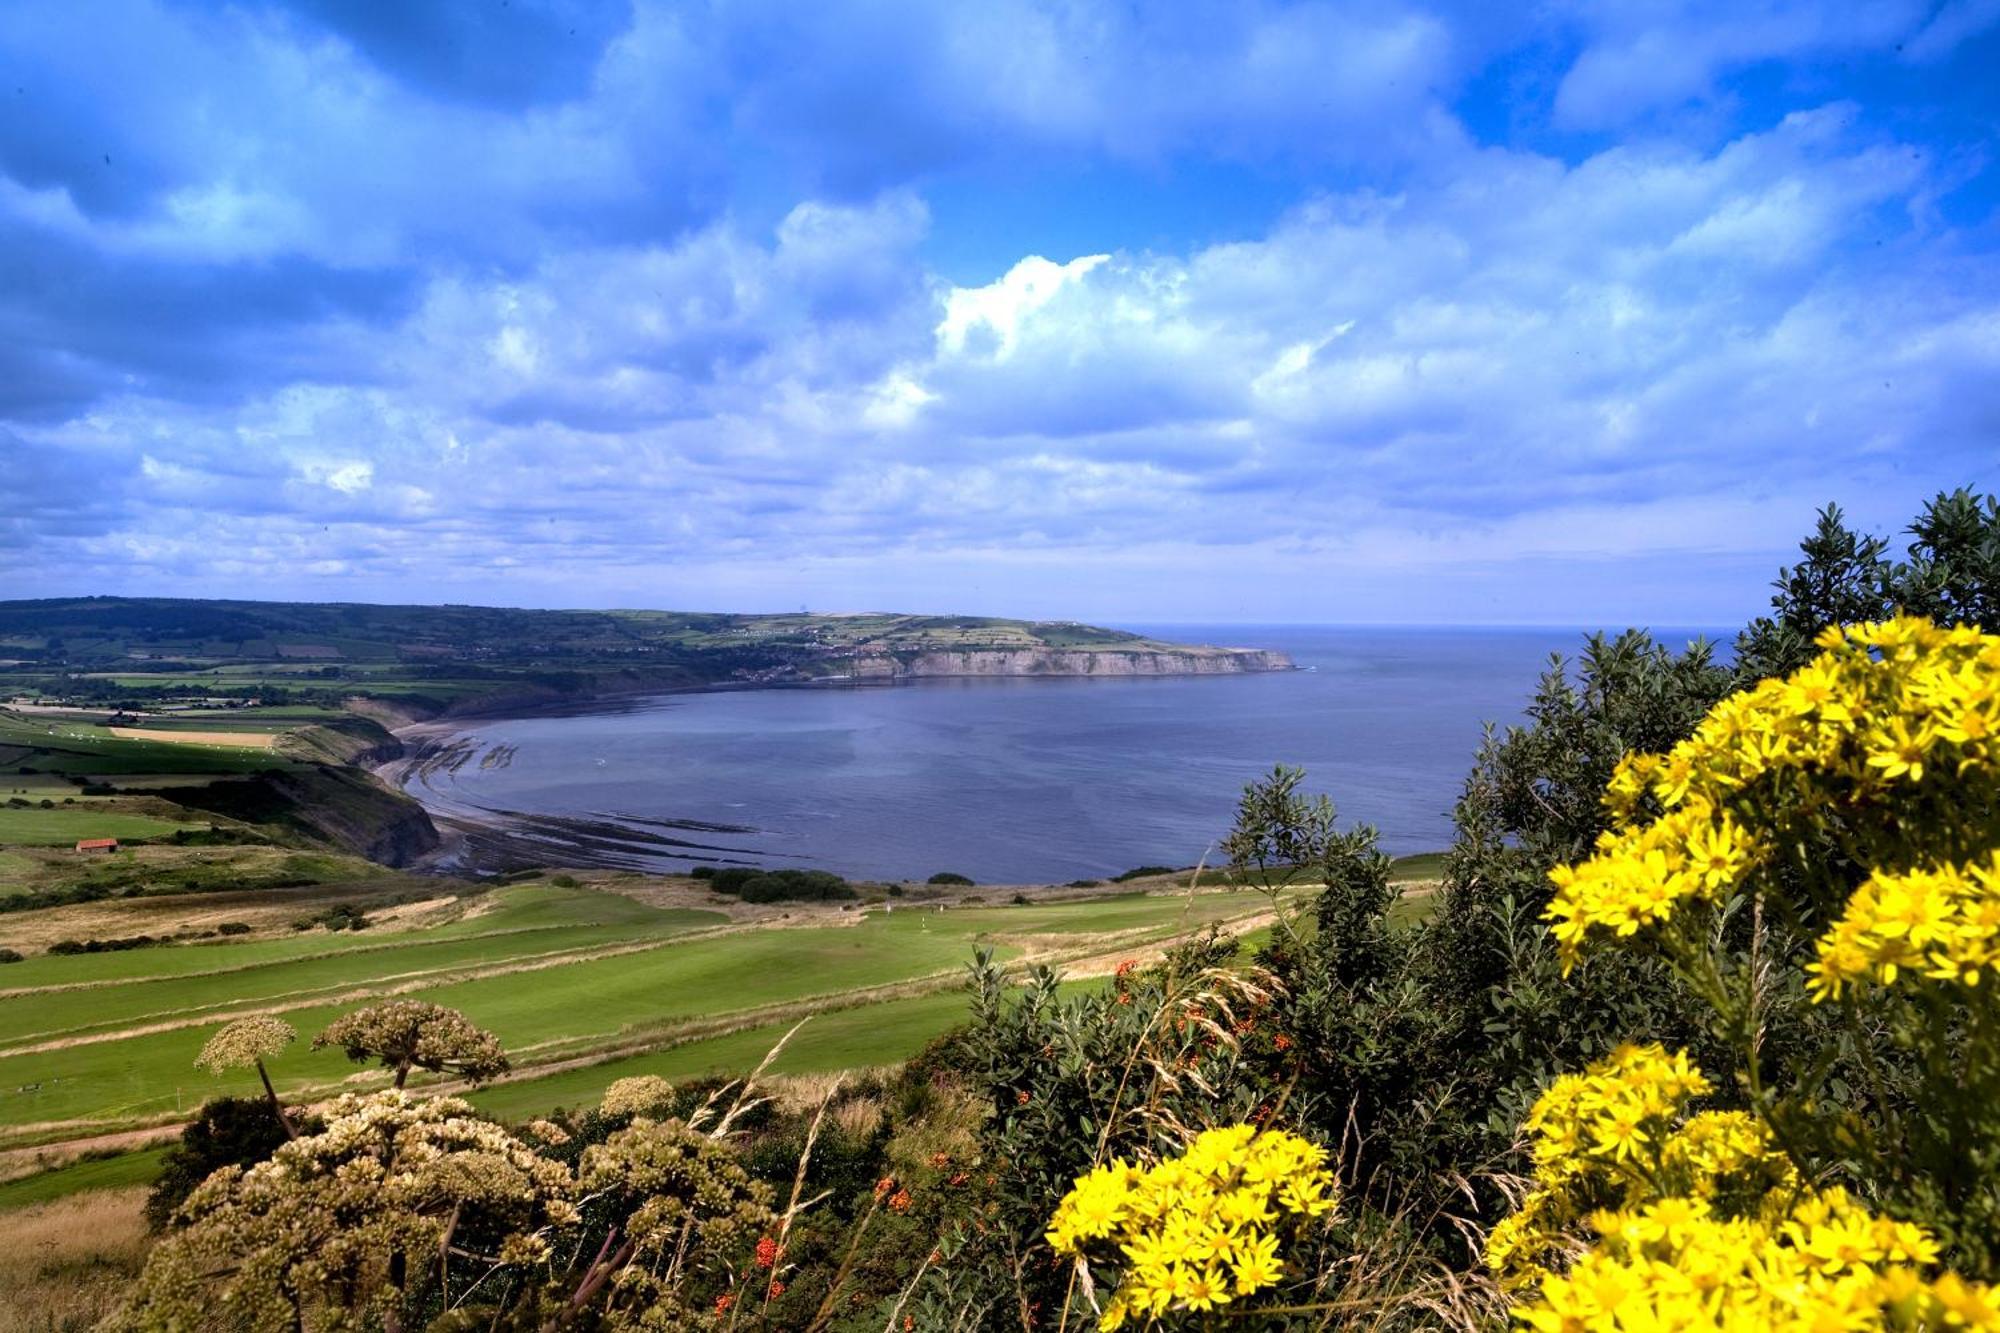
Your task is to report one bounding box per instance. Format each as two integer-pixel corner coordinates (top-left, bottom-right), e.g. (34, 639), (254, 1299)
(0, 948), (22, 963)
(147, 1095), (308, 1231)
(927, 871), (974, 886)
(737, 869), (855, 903)
(707, 866), (760, 895)
(48, 935), (160, 955)
(1112, 864), (1177, 882)
(704, 866), (855, 902)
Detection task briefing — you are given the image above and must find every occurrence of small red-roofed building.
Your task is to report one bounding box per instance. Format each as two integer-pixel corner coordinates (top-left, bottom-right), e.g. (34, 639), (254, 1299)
(74, 837), (119, 853)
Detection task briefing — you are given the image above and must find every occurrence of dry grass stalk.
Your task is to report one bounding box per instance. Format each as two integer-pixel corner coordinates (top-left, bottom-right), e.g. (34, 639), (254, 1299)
(0, 1187), (151, 1333)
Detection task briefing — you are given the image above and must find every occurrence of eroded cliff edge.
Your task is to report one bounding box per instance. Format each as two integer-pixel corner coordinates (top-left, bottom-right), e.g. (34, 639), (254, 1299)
(836, 647), (1295, 679)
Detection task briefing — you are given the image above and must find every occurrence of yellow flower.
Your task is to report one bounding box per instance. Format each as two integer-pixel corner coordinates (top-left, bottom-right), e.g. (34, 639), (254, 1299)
(1495, 1045), (1998, 1333)
(1046, 1127), (1337, 1319)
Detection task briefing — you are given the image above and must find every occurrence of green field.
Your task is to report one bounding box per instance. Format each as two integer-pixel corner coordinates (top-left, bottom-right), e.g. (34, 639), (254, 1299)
(0, 808), (195, 846)
(0, 714), (288, 777)
(0, 1146), (171, 1209)
(468, 976), (1113, 1121)
(0, 883), (1284, 1140)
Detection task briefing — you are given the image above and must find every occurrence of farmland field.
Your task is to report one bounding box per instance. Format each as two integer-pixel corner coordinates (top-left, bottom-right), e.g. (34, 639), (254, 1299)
(0, 808), (196, 846)
(0, 878), (1287, 1145)
(106, 727), (277, 749)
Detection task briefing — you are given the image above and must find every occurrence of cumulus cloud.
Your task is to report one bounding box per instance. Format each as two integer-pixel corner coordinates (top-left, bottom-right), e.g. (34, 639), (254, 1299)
(1, 0), (1997, 622)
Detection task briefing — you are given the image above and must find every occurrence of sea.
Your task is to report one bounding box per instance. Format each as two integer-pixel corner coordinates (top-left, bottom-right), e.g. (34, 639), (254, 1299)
(402, 625), (1731, 884)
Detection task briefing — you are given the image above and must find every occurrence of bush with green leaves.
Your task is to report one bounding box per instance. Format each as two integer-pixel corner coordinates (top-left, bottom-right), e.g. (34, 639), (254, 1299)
(146, 1095), (318, 1231)
(1736, 488), (1999, 680)
(705, 866), (856, 902)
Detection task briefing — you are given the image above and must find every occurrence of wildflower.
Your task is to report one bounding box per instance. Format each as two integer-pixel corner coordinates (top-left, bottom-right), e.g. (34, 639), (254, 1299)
(1543, 617), (2000, 969)
(755, 1235), (779, 1268)
(1047, 1127), (1337, 1321)
(890, 1189), (913, 1213)
(714, 1293), (735, 1314)
(195, 1015), (296, 1076)
(766, 1280), (785, 1299)
(1807, 853), (2000, 999)
(599, 1074), (676, 1119)
(1493, 1046), (1998, 1330)
(523, 1118), (571, 1145)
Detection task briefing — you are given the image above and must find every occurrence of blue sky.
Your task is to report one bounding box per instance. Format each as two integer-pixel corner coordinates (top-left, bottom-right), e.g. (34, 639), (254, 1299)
(3, 1), (1998, 626)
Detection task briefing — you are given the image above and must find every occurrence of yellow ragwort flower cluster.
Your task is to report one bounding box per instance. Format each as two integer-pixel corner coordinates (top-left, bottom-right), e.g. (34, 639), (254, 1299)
(1521, 1043), (1713, 1178)
(1808, 852), (2000, 1000)
(1520, 1187), (1996, 1333)
(1547, 617), (2000, 971)
(1489, 1046), (2000, 1332)
(1045, 1125), (1337, 1330)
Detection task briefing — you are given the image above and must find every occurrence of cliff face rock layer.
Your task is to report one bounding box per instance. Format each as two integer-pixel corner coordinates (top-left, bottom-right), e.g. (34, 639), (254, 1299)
(839, 648), (1295, 679)
(162, 767), (441, 867)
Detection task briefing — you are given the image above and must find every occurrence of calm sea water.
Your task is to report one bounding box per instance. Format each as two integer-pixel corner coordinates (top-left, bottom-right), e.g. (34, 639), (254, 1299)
(407, 626), (1728, 883)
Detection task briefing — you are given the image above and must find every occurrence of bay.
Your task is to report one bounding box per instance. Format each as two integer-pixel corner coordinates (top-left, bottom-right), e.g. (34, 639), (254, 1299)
(402, 625), (1729, 883)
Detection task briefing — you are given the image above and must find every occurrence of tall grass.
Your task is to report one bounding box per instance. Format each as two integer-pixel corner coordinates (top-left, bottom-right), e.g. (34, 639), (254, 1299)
(0, 1186), (149, 1332)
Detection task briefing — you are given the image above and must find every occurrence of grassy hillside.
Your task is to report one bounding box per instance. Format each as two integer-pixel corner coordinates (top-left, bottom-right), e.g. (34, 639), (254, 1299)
(0, 874), (1307, 1146)
(0, 597), (1248, 721)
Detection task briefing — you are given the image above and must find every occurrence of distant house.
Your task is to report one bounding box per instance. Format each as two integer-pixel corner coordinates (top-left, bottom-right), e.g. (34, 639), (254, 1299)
(74, 838), (118, 853)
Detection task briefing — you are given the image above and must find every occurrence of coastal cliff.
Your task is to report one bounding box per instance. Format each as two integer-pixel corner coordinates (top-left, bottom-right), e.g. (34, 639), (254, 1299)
(161, 767), (442, 867)
(834, 647), (1294, 679)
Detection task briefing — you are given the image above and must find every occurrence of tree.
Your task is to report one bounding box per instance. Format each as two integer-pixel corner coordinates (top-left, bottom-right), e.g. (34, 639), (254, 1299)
(313, 1000), (508, 1089)
(194, 1015), (298, 1138)
(1896, 486), (2000, 631)
(1737, 489), (2000, 680)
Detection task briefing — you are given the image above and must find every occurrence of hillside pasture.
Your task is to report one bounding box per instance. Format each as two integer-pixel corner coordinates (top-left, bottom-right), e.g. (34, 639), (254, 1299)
(0, 808), (196, 847)
(0, 882), (1284, 1142)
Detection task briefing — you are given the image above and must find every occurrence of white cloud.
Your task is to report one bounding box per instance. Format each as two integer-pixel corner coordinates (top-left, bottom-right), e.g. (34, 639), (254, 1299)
(937, 255), (1110, 361)
(1550, 1), (1928, 129)
(4, 3), (1997, 621)
(306, 460), (375, 495)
